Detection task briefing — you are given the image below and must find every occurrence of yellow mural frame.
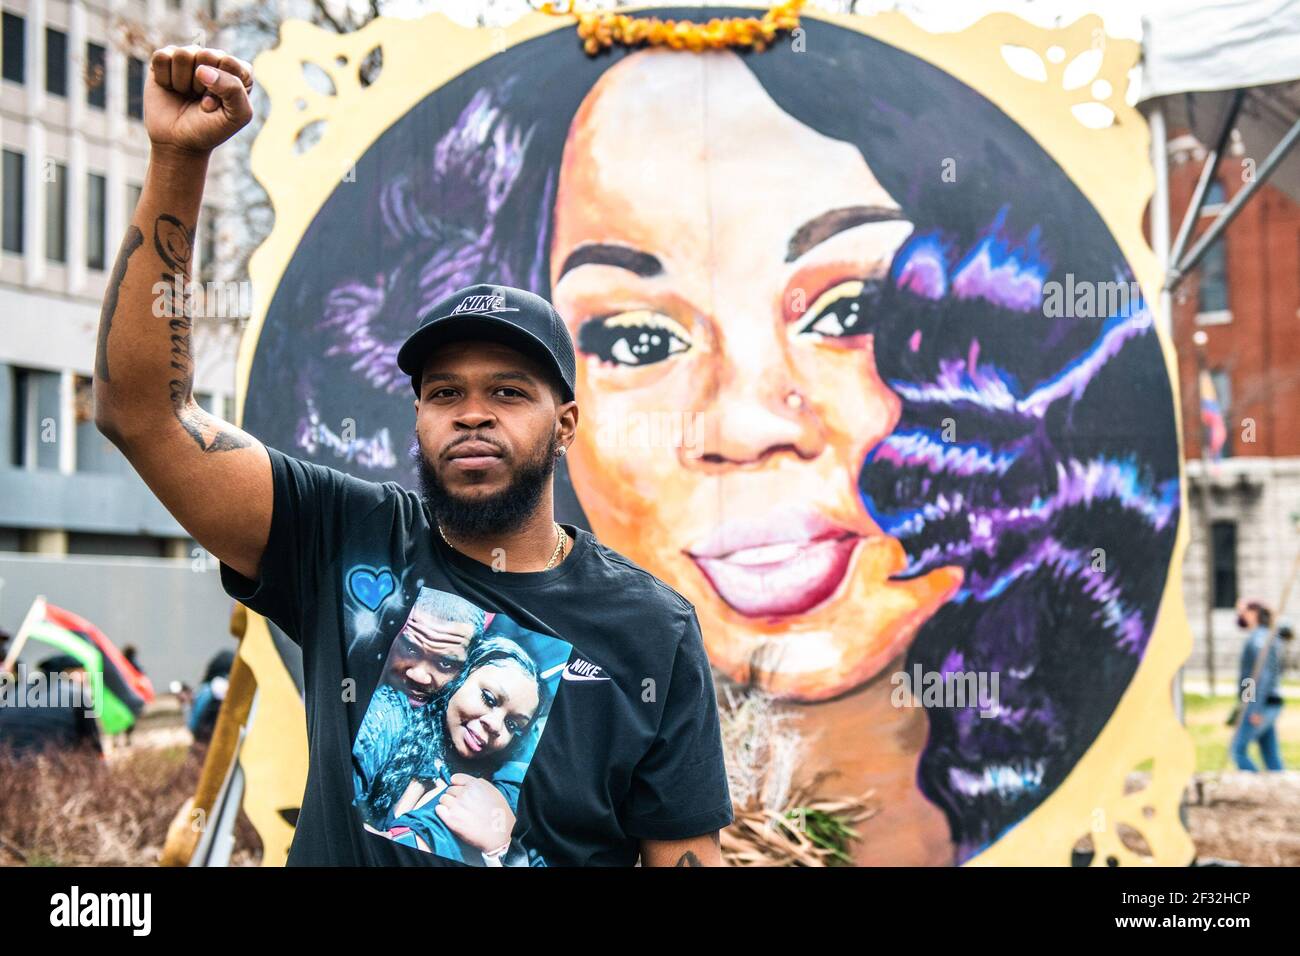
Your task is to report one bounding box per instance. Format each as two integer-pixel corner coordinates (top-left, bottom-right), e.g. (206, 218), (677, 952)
(235, 3), (1195, 867)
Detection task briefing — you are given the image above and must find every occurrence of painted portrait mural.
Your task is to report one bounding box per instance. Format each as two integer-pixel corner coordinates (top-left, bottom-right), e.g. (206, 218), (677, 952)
(230, 5), (1195, 866)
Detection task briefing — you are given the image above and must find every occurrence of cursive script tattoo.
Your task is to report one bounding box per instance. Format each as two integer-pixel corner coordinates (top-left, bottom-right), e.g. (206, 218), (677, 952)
(153, 213), (193, 272)
(153, 212), (249, 453)
(95, 225), (145, 382)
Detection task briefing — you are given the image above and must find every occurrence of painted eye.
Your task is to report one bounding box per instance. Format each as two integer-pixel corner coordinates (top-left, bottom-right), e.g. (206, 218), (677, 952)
(577, 309), (691, 367)
(791, 279), (884, 338)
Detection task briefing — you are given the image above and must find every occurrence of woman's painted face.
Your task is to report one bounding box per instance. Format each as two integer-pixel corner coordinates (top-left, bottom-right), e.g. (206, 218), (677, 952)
(550, 50), (963, 701)
(445, 659), (539, 760)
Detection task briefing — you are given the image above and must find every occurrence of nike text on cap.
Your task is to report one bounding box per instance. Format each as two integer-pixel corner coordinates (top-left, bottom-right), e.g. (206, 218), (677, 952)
(396, 283), (577, 404)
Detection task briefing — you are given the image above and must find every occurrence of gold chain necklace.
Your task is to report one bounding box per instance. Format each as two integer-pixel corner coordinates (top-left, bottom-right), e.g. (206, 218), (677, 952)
(437, 521), (568, 571)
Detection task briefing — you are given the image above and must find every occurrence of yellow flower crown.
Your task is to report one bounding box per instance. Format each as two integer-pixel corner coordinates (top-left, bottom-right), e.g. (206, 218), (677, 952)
(539, 1), (806, 55)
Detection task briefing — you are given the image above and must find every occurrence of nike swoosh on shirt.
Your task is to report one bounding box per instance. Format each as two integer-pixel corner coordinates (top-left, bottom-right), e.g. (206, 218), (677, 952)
(562, 660), (611, 682)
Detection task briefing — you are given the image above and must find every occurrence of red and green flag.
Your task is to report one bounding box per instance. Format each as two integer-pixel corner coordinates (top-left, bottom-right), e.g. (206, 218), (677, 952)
(6, 597), (154, 734)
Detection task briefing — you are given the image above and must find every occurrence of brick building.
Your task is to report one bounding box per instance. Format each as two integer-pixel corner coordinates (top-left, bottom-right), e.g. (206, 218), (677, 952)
(1165, 126), (1300, 682)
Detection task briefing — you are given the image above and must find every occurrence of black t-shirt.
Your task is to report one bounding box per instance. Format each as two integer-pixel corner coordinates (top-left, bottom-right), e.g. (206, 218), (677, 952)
(219, 446), (732, 866)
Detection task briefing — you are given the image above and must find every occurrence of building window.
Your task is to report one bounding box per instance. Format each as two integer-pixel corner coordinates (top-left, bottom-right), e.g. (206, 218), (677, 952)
(11, 367), (62, 470)
(87, 172), (107, 270)
(1211, 520), (1238, 609)
(1195, 239), (1230, 322)
(200, 205), (218, 282)
(2, 13), (24, 85)
(67, 533), (170, 558)
(127, 56), (145, 119)
(45, 162), (68, 263)
(1201, 179), (1226, 214)
(45, 27), (67, 96)
(2, 150), (23, 254)
(74, 375), (127, 475)
(86, 41), (107, 109)
(196, 392), (231, 420)
(127, 182), (142, 218)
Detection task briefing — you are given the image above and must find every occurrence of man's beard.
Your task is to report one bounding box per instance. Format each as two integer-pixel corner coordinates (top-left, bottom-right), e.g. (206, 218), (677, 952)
(413, 429), (558, 539)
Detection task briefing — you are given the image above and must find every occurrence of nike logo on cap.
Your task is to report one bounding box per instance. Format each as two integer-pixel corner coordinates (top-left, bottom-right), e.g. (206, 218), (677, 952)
(451, 292), (520, 315)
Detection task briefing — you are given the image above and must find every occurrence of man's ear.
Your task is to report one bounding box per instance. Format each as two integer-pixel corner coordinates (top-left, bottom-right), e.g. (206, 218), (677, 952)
(556, 400), (577, 452)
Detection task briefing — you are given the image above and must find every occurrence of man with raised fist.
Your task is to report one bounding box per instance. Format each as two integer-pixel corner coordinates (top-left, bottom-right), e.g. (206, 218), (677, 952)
(92, 45), (731, 868)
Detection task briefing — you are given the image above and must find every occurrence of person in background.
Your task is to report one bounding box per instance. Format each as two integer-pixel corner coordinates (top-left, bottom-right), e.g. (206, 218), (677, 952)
(187, 649), (235, 745)
(115, 644), (146, 745)
(0, 655), (103, 757)
(1231, 600), (1286, 772)
(122, 644), (145, 675)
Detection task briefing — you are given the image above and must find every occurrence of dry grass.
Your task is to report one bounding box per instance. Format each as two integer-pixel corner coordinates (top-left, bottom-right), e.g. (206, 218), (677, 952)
(0, 742), (261, 867)
(717, 685), (878, 866)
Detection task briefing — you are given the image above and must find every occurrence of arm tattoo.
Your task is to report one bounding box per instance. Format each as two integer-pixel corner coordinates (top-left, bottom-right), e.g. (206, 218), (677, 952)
(153, 213), (250, 453)
(153, 213), (192, 272)
(95, 225), (144, 382)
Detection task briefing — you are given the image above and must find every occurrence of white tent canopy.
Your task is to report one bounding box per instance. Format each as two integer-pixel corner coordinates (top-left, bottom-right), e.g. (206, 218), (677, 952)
(1139, 0), (1300, 288)
(1140, 0), (1300, 98)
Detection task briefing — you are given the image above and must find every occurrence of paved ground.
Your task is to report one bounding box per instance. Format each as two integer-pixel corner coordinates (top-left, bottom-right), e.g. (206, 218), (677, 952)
(1186, 770), (1300, 866)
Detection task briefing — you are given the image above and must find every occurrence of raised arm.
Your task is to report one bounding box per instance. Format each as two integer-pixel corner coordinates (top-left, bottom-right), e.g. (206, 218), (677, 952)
(93, 44), (268, 580)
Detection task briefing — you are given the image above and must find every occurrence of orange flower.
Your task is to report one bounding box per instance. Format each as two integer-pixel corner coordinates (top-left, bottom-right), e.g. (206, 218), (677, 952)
(551, 1), (805, 55)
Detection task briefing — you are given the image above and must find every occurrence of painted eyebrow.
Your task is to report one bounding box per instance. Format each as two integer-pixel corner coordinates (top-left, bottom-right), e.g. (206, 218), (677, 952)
(555, 242), (663, 282)
(785, 204), (908, 263)
(554, 205), (906, 281)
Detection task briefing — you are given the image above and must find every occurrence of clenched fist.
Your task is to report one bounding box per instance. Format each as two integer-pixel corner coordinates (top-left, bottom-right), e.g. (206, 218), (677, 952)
(145, 45), (254, 155)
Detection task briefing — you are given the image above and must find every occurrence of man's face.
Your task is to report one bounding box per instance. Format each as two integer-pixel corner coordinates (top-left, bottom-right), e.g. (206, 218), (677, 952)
(412, 340), (576, 537)
(1236, 600), (1257, 630)
(385, 613), (476, 707)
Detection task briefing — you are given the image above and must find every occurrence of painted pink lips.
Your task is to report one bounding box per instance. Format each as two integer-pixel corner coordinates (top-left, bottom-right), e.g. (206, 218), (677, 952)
(685, 505), (864, 617)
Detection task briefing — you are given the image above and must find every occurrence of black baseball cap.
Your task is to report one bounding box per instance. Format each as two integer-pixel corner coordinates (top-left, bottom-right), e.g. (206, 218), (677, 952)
(396, 283), (576, 404)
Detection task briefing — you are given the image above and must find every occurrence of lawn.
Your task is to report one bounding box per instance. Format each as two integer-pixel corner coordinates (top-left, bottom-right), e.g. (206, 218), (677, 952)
(1183, 693), (1300, 771)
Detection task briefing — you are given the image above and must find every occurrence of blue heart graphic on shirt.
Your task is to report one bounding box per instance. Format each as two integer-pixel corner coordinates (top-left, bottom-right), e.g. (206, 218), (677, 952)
(348, 566), (396, 611)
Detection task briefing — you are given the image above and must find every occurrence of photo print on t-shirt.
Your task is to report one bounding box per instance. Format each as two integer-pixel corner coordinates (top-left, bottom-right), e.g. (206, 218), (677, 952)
(350, 585), (572, 866)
